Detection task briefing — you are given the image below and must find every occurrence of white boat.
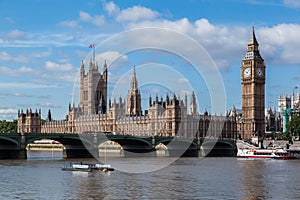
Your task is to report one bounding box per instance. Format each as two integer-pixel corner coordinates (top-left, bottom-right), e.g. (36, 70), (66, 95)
(92, 164), (114, 171)
(237, 148), (296, 159)
(62, 162), (114, 172)
(62, 163), (92, 172)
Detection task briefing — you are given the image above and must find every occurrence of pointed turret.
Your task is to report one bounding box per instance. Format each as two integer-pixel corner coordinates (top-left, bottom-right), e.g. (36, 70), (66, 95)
(190, 91), (198, 115)
(103, 60), (107, 71)
(130, 66), (138, 91)
(89, 57), (93, 70)
(246, 25), (260, 53)
(80, 60), (85, 74)
(166, 93), (169, 105)
(149, 95), (152, 107)
(127, 66), (142, 116)
(47, 109), (52, 121)
(249, 25), (259, 46)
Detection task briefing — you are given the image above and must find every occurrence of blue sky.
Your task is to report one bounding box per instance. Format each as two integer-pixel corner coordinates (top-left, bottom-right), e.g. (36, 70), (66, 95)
(0, 0), (300, 120)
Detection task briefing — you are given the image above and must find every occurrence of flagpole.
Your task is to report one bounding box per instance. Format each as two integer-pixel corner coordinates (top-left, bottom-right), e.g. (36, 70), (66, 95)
(93, 43), (95, 66)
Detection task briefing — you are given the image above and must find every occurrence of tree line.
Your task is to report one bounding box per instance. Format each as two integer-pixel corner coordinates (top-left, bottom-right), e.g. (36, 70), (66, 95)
(286, 115), (300, 140)
(0, 120), (18, 133)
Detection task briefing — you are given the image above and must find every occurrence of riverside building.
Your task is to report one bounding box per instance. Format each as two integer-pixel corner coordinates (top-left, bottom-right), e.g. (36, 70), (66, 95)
(18, 59), (237, 138)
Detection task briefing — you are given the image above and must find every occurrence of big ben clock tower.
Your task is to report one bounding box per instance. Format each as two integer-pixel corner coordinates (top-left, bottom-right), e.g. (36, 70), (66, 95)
(241, 26), (266, 139)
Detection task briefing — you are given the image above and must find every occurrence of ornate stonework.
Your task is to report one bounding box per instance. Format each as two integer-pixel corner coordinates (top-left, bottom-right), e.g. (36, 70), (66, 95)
(18, 54), (237, 138)
(241, 27), (266, 139)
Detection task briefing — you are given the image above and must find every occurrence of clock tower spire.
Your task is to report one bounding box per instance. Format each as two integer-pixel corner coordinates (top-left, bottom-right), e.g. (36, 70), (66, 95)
(241, 26), (266, 140)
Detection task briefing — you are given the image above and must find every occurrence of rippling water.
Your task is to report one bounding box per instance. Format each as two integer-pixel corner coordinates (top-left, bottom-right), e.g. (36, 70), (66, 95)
(0, 151), (299, 199)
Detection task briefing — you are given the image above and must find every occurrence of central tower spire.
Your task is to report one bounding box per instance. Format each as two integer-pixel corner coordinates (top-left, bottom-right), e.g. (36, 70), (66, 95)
(249, 25), (259, 46)
(130, 66), (138, 91)
(127, 66), (142, 116)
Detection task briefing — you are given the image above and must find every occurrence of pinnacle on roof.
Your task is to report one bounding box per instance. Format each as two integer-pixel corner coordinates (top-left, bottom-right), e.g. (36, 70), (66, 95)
(130, 65), (138, 91)
(249, 25), (259, 46)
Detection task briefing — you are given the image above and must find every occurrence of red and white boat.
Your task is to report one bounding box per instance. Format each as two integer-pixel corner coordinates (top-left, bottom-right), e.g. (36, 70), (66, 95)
(237, 148), (296, 159)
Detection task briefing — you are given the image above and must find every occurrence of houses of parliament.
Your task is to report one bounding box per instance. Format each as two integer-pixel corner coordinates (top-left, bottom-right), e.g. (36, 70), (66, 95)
(18, 27), (268, 140)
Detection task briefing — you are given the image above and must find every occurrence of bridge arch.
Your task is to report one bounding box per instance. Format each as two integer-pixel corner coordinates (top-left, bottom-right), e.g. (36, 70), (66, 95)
(25, 135), (93, 147)
(201, 139), (236, 156)
(25, 133), (96, 158)
(0, 135), (21, 159)
(0, 136), (20, 146)
(155, 137), (198, 157)
(98, 140), (122, 157)
(105, 135), (154, 156)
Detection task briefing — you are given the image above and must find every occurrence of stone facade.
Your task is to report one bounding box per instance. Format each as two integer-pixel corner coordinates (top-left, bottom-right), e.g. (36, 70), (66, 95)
(18, 54), (237, 138)
(17, 109), (41, 133)
(18, 45), (237, 138)
(240, 26), (266, 139)
(265, 108), (282, 133)
(277, 92), (300, 132)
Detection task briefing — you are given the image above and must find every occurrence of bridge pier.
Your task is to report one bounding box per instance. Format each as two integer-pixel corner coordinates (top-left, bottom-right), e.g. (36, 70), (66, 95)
(200, 147), (237, 157)
(0, 149), (26, 159)
(0, 133), (27, 159)
(164, 140), (199, 157)
(200, 140), (237, 157)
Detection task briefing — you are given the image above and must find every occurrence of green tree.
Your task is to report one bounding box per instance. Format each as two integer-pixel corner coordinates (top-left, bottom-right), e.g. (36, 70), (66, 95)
(286, 115), (300, 139)
(0, 120), (18, 133)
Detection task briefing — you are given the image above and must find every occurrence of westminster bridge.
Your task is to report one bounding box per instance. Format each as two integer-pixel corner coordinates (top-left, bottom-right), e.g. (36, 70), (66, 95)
(0, 132), (237, 159)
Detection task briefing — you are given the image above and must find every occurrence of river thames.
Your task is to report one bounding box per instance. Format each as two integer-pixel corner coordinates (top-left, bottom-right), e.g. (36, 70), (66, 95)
(0, 151), (300, 200)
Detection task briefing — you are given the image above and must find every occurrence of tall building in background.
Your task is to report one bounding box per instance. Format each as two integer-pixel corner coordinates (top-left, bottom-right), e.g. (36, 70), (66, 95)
(241, 26), (266, 139)
(79, 59), (107, 115)
(277, 92), (300, 132)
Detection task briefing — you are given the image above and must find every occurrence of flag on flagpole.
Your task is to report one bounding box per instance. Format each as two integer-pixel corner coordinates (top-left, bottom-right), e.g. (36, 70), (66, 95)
(89, 44), (94, 48)
(295, 85), (299, 89)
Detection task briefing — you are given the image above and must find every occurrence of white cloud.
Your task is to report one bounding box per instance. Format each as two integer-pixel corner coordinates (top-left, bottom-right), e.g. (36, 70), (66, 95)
(96, 51), (128, 68)
(176, 77), (189, 83)
(4, 93), (33, 97)
(93, 15), (106, 26)
(57, 74), (78, 82)
(124, 18), (248, 71)
(79, 11), (105, 26)
(75, 50), (88, 58)
(0, 66), (34, 76)
(284, 0), (300, 8)
(0, 51), (28, 63)
(45, 61), (74, 71)
(5, 29), (27, 40)
(79, 11), (92, 21)
(104, 1), (120, 15)
(116, 6), (160, 22)
(103, 1), (159, 23)
(0, 108), (18, 120)
(0, 82), (59, 89)
(36, 102), (59, 108)
(259, 23), (300, 64)
(19, 66), (34, 73)
(32, 50), (52, 58)
(123, 14), (300, 67)
(59, 20), (79, 28)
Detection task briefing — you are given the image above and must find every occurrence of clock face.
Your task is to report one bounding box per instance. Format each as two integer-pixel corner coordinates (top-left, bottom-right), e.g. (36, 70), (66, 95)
(257, 68), (263, 77)
(244, 68), (251, 78)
